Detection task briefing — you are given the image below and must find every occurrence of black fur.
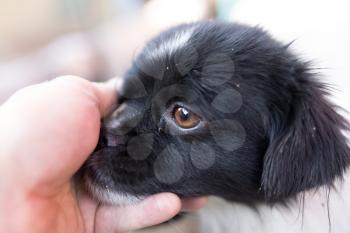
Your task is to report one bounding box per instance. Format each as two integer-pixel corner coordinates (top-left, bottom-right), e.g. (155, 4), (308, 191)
(80, 21), (350, 204)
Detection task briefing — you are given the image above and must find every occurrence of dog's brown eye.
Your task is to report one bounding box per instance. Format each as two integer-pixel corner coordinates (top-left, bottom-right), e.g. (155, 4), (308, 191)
(174, 107), (200, 129)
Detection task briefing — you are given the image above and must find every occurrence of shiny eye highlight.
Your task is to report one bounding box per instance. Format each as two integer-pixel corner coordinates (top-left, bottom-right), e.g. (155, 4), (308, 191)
(173, 107), (200, 129)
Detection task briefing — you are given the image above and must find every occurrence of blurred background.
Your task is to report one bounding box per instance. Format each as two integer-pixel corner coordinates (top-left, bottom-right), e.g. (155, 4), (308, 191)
(1, 0), (349, 109)
(0, 0), (349, 232)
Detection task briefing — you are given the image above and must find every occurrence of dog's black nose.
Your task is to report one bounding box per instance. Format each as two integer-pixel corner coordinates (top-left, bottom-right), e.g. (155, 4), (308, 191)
(104, 102), (143, 135)
(97, 102), (143, 148)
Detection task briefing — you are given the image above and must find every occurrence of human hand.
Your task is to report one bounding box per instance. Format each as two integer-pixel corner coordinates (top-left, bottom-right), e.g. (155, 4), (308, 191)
(0, 76), (207, 233)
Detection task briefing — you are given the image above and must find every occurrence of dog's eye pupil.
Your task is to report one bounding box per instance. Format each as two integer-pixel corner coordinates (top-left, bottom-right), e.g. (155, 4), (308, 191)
(179, 108), (189, 120)
(174, 107), (200, 129)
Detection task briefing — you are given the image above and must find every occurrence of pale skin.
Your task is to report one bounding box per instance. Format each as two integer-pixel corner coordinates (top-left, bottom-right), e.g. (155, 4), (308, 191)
(0, 76), (207, 233)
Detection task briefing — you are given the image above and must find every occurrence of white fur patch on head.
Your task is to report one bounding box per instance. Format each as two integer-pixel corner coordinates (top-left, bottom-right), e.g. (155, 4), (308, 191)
(135, 25), (198, 80)
(85, 177), (145, 206)
(147, 26), (197, 61)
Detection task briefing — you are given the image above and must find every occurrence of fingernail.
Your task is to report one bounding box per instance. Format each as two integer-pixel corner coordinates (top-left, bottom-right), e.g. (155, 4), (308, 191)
(93, 78), (121, 116)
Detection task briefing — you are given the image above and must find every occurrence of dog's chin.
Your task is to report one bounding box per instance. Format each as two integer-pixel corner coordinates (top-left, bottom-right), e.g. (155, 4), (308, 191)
(84, 176), (146, 206)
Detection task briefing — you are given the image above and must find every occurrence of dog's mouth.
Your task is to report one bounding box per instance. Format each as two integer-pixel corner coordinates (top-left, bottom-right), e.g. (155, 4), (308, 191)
(80, 147), (153, 205)
(83, 172), (146, 206)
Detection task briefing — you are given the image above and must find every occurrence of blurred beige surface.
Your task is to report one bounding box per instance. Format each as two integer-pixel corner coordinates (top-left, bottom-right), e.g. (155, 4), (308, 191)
(134, 215), (199, 233)
(0, 0), (111, 61)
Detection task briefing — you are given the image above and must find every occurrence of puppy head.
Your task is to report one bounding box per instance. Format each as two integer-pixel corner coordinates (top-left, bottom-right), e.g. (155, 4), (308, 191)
(80, 21), (350, 205)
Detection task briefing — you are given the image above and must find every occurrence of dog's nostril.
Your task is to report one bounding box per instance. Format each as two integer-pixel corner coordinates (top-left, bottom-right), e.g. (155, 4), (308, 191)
(100, 134), (109, 146)
(99, 129), (125, 147)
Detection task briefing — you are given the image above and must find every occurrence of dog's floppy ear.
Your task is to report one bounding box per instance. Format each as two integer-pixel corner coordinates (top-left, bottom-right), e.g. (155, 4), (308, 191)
(261, 74), (350, 201)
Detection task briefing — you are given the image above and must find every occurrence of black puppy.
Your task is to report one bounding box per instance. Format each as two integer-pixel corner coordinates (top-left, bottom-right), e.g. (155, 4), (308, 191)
(79, 21), (350, 207)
